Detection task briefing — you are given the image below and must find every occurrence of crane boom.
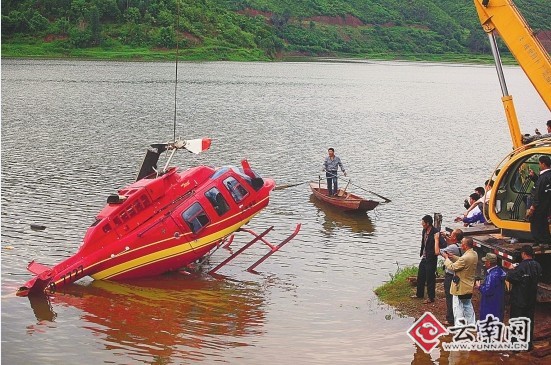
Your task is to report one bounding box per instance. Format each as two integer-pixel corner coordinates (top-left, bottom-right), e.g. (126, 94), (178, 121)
(474, 0), (551, 110)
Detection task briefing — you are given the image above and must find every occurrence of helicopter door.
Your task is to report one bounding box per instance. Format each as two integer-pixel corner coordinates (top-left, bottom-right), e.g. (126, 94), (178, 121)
(179, 202), (210, 235)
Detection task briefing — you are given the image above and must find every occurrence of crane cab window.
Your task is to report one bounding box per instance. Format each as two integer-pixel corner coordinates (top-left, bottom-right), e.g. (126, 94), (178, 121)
(182, 202), (210, 234)
(510, 157), (539, 194)
(205, 187), (230, 216)
(495, 154), (548, 221)
(223, 177), (249, 203)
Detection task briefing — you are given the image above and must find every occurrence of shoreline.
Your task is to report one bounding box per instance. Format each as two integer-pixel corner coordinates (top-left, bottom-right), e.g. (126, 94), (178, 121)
(374, 265), (551, 360)
(1, 44), (517, 65)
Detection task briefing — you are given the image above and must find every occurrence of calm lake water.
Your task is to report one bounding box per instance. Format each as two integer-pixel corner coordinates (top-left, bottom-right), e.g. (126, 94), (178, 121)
(1, 59), (549, 364)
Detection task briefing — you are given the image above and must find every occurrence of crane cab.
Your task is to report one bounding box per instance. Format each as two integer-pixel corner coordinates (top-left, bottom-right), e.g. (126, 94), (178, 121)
(488, 141), (551, 239)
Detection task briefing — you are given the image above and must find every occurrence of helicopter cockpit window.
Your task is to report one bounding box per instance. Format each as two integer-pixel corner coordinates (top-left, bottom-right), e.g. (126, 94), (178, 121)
(205, 187), (230, 216)
(182, 202), (210, 234)
(210, 167), (230, 180)
(223, 177), (249, 203)
(232, 167), (264, 191)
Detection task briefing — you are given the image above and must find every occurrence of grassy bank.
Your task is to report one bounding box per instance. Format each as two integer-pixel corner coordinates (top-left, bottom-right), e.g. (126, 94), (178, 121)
(374, 263), (450, 318)
(374, 265), (419, 309)
(2, 41), (516, 64)
(1, 41), (271, 62)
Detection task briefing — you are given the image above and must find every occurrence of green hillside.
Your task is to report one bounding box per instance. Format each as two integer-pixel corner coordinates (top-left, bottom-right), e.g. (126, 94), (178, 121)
(1, 0), (549, 61)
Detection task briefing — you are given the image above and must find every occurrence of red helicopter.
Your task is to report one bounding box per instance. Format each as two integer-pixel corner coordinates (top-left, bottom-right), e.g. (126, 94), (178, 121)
(17, 138), (301, 297)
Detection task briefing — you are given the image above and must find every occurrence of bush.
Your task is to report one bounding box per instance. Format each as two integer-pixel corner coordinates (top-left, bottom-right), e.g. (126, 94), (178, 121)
(100, 37), (122, 50)
(2, 11), (28, 34)
(124, 7), (141, 24)
(157, 10), (174, 27)
(156, 27), (175, 48)
(52, 18), (71, 35)
(69, 26), (92, 47)
(28, 11), (50, 33)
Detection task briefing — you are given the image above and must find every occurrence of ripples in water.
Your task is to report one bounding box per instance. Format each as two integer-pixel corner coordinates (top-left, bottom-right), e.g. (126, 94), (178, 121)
(2, 59), (549, 364)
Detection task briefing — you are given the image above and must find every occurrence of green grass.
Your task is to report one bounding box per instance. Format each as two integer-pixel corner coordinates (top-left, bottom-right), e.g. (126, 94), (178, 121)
(374, 264), (419, 305)
(2, 41), (517, 64)
(1, 42), (271, 62)
(374, 260), (447, 309)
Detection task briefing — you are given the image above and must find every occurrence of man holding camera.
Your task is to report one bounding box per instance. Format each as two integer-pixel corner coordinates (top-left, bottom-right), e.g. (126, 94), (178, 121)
(436, 229), (464, 326)
(442, 237), (478, 326)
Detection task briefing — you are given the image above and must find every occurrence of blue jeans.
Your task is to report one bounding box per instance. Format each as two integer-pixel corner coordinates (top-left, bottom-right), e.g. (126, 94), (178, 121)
(453, 295), (476, 326)
(326, 171), (338, 195)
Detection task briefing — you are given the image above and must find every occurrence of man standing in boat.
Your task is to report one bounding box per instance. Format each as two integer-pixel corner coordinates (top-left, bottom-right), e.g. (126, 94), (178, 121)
(322, 148), (346, 196)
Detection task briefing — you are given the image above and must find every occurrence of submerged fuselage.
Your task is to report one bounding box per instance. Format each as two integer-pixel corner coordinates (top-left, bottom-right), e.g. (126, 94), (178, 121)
(18, 161), (274, 296)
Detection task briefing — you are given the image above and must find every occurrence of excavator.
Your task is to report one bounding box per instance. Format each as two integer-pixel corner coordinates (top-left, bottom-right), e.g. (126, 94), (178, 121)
(463, 0), (551, 301)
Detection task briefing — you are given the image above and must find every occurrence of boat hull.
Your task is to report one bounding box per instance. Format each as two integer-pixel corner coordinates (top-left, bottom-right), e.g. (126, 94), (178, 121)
(309, 182), (379, 212)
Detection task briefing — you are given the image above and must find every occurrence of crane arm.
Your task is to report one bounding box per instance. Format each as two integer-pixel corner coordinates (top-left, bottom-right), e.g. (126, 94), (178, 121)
(474, 0), (551, 111)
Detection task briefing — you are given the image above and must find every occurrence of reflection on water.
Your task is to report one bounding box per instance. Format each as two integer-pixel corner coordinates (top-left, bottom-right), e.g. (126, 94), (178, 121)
(27, 273), (265, 364)
(309, 195), (376, 236)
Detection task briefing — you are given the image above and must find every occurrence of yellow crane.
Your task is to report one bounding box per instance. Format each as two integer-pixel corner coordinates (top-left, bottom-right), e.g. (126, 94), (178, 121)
(472, 0), (551, 238)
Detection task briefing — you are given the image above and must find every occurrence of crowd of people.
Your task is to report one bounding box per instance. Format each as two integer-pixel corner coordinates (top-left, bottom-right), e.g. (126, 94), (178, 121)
(412, 214), (543, 351)
(324, 145), (548, 351)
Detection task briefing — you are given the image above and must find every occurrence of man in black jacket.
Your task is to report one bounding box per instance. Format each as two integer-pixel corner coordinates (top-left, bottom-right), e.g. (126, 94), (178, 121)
(412, 215), (439, 303)
(506, 245), (542, 351)
(526, 155), (551, 248)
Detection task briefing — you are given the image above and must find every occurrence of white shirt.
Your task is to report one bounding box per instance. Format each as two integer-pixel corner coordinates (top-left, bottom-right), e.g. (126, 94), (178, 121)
(466, 205), (481, 219)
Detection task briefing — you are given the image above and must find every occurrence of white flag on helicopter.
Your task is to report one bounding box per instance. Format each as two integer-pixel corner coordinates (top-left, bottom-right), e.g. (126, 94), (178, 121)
(183, 138), (212, 154)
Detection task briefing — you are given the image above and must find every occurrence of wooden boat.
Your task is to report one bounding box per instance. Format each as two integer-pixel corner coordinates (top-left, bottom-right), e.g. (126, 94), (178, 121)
(309, 182), (379, 212)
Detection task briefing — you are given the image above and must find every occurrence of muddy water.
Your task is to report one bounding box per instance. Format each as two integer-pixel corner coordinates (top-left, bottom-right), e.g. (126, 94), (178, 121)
(1, 59), (548, 364)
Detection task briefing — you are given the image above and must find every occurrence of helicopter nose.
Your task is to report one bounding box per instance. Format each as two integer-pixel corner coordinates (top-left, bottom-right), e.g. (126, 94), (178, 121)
(264, 178), (276, 191)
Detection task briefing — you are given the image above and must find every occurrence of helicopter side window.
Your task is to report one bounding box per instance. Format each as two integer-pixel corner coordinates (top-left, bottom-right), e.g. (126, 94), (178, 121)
(223, 177), (249, 203)
(205, 187), (230, 216)
(182, 202), (210, 234)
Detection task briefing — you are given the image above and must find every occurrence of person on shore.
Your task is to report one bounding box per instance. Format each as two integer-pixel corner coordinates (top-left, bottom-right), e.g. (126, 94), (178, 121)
(506, 245), (542, 351)
(322, 148), (346, 196)
(412, 215), (439, 304)
(442, 237), (478, 326)
(526, 155), (551, 248)
(476, 253), (506, 322)
(435, 228), (464, 326)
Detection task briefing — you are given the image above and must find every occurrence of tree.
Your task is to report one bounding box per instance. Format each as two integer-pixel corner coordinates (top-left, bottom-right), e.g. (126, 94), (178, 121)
(157, 26), (175, 48)
(70, 0), (88, 20)
(29, 11), (50, 32)
(89, 6), (101, 45)
(2, 11), (28, 34)
(157, 9), (174, 27)
(124, 6), (141, 23)
(95, 0), (121, 22)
